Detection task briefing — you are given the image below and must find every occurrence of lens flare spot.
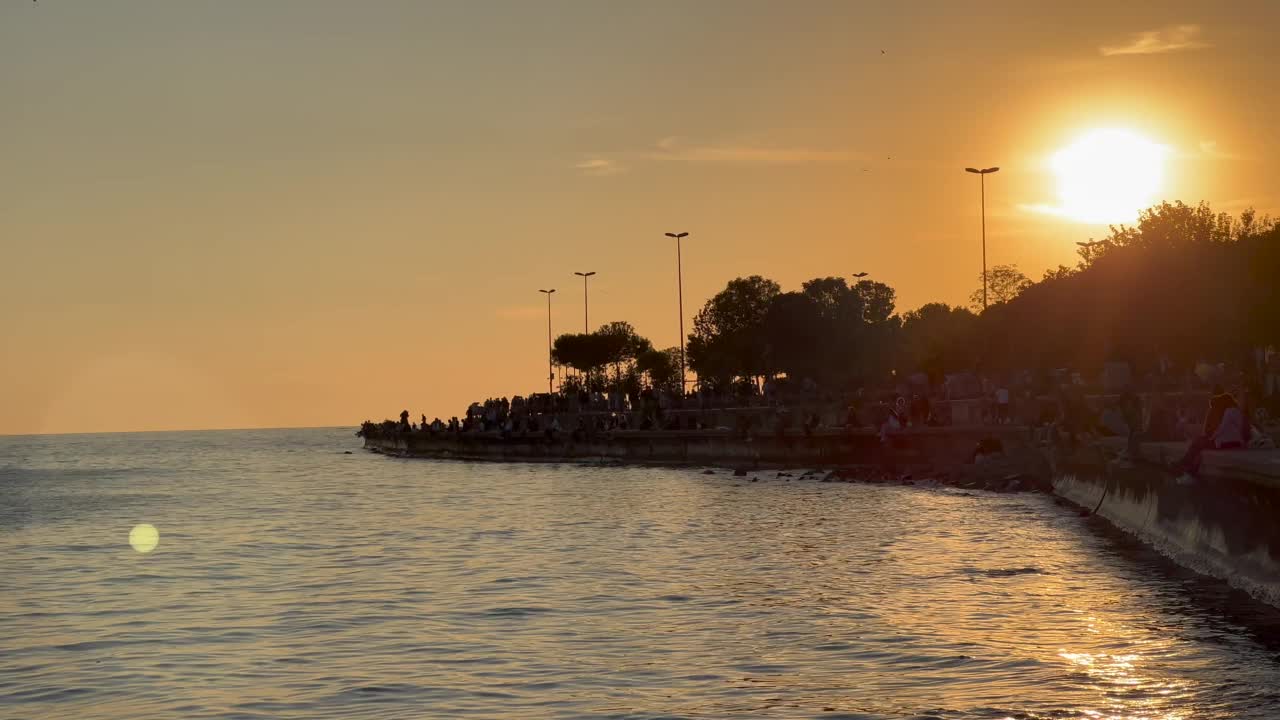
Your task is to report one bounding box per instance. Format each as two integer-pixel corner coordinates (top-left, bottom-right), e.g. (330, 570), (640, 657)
(129, 523), (159, 553)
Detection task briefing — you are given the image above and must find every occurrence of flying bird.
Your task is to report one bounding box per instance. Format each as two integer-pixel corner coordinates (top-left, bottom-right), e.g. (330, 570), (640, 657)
(852, 272), (869, 278)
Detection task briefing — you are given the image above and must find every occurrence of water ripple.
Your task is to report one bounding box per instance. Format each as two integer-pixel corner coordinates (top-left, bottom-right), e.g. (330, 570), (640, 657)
(3, 428), (1280, 718)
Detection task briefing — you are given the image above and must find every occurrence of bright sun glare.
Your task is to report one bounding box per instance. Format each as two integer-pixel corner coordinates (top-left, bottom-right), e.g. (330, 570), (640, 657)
(1051, 128), (1169, 224)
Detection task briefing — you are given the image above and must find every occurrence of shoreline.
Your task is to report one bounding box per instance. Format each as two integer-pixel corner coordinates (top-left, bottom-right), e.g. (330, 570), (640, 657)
(361, 426), (1280, 609)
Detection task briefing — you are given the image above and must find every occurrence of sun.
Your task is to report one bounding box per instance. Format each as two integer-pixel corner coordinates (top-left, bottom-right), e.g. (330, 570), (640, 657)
(1050, 128), (1169, 224)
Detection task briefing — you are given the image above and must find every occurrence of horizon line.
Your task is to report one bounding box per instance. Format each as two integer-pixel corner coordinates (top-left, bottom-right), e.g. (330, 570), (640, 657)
(0, 424), (355, 439)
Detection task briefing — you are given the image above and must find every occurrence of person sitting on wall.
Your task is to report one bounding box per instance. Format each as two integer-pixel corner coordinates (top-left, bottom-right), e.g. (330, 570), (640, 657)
(971, 436), (1004, 464)
(845, 404), (861, 431)
(803, 411), (821, 437)
(894, 396), (909, 428)
(879, 399), (905, 444)
(1098, 400), (1129, 438)
(910, 394), (930, 428)
(1176, 386), (1250, 481)
(775, 406), (793, 438)
(994, 385), (1011, 425)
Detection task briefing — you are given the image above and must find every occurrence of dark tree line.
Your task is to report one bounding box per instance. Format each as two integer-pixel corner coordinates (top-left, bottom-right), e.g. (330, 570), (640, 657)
(683, 201), (1279, 389)
(685, 275), (904, 389)
(552, 321), (683, 395)
(546, 201), (1278, 398)
(974, 201), (1280, 375)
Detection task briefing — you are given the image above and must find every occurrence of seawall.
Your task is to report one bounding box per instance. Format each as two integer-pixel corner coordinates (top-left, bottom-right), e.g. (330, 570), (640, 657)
(361, 426), (1040, 470)
(1052, 438), (1280, 606)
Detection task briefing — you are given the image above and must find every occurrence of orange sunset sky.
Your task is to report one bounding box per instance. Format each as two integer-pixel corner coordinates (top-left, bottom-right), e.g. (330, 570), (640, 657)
(3, 1), (1279, 435)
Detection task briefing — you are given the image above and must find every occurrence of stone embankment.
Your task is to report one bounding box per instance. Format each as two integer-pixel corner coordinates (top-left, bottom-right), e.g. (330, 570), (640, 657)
(1052, 437), (1280, 607)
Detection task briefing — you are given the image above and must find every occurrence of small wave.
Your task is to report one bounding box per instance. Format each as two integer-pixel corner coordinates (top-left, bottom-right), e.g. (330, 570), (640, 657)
(2, 686), (98, 703)
(353, 684), (412, 694)
(481, 606), (555, 617)
(961, 566), (1046, 578)
(51, 544), (100, 552)
(53, 639), (148, 652)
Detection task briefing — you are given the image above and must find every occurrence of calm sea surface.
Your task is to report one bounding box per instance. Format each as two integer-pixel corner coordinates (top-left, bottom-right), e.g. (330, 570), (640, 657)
(4, 428), (1280, 719)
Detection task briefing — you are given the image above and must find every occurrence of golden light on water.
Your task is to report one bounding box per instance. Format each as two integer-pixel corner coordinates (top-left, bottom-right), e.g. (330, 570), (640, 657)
(1050, 128), (1170, 224)
(129, 523), (159, 553)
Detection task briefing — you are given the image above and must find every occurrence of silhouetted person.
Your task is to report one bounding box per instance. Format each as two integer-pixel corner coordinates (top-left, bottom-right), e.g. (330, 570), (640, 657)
(910, 394), (930, 427)
(995, 385), (1011, 424)
(971, 436), (1004, 463)
(1119, 388), (1143, 455)
(1177, 386), (1248, 480)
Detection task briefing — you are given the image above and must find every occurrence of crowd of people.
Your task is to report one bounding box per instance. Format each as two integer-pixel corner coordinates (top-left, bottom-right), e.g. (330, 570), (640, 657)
(357, 355), (1277, 485)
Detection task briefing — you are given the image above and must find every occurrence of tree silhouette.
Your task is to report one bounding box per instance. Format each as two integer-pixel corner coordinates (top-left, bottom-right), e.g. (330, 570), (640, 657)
(899, 303), (979, 381)
(513, 200), (1280, 414)
(687, 275), (780, 384)
(763, 292), (825, 381)
(970, 264), (1031, 311)
(636, 347), (681, 393)
(553, 322), (653, 391)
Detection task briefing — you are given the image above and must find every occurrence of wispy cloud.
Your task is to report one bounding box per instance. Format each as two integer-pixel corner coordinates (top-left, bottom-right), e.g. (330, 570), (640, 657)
(1100, 24), (1210, 56)
(647, 136), (857, 165)
(574, 156), (626, 176)
(571, 136), (859, 176)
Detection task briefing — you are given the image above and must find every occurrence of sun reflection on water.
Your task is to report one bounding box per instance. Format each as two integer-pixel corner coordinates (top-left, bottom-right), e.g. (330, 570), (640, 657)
(4, 431), (1280, 719)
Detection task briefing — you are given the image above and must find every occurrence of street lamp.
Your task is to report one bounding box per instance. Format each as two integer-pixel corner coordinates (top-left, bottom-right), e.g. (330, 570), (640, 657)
(665, 231), (690, 392)
(539, 288), (556, 395)
(964, 166), (1000, 311)
(573, 271), (596, 332)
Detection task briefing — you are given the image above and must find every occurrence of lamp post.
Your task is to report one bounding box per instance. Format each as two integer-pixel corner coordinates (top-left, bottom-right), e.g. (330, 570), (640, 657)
(573, 271), (595, 390)
(573, 271), (596, 332)
(539, 288), (556, 395)
(665, 231), (690, 392)
(964, 166), (1000, 311)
